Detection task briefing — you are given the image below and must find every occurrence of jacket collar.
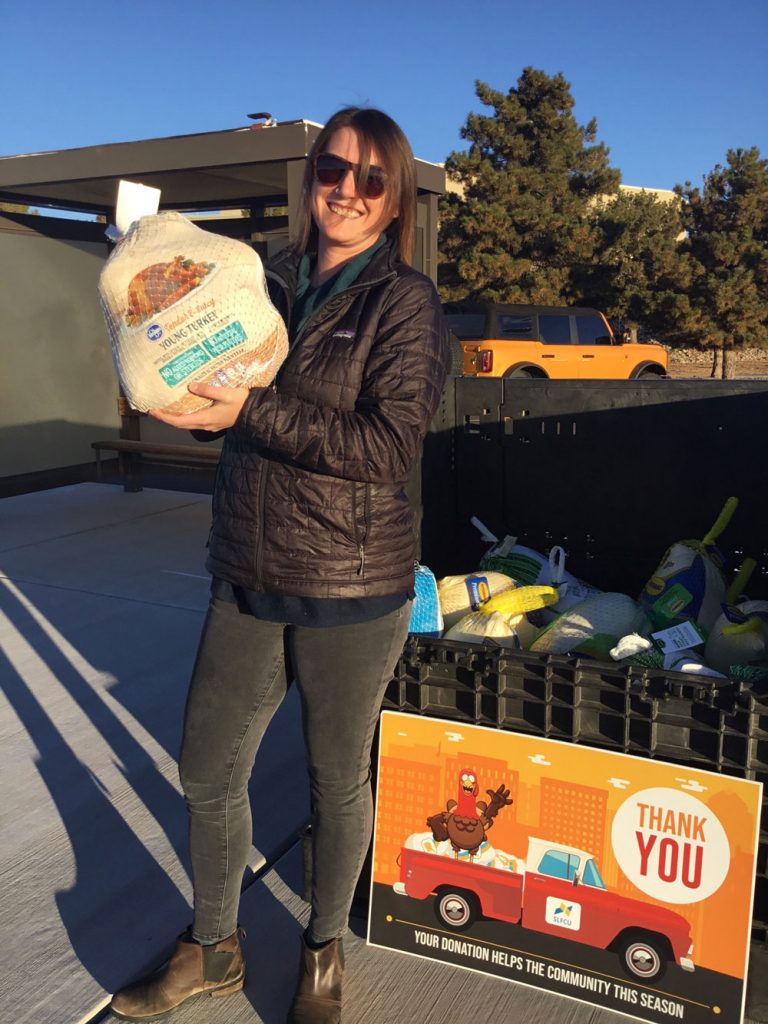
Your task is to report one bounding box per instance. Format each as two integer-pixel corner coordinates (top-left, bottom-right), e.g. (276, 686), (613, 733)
(266, 232), (400, 301)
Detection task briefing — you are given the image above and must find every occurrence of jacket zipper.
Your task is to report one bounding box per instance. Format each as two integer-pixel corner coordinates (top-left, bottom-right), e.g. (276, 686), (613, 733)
(351, 480), (369, 576)
(355, 482), (371, 576)
(207, 455), (224, 549)
(248, 266), (297, 585)
(362, 482), (371, 576)
(253, 456), (268, 589)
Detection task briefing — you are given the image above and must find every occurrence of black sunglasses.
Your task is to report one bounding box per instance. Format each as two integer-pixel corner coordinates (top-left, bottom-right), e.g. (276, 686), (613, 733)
(313, 152), (387, 199)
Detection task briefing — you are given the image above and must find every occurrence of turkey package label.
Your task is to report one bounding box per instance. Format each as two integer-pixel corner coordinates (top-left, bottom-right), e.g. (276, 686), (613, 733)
(99, 211), (288, 414)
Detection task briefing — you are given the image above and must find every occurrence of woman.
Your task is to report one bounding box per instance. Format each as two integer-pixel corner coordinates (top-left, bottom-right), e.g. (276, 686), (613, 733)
(110, 106), (449, 1024)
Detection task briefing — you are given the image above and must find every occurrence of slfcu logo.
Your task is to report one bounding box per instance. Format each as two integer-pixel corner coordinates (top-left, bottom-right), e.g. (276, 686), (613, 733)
(545, 896), (581, 931)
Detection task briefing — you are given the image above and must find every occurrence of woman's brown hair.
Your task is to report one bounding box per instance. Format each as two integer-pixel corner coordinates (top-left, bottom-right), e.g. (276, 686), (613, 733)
(291, 107), (417, 265)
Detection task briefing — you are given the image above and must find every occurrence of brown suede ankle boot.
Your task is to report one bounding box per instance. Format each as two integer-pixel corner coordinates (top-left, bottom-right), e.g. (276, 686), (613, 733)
(110, 928), (245, 1021)
(287, 936), (344, 1024)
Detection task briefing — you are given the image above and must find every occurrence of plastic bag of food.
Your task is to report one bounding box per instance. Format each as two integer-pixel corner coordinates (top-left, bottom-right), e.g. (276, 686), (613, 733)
(530, 592), (651, 659)
(480, 539), (600, 620)
(444, 610), (522, 647)
(98, 211), (288, 414)
(437, 572), (518, 629)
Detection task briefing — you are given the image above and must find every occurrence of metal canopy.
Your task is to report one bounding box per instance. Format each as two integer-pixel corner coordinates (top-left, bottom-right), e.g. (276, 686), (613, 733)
(0, 120), (446, 215)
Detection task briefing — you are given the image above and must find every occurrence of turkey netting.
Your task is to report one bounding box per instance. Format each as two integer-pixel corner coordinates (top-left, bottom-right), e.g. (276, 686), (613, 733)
(99, 211), (288, 414)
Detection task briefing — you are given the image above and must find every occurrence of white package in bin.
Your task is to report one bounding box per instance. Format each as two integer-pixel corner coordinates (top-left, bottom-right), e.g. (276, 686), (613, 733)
(99, 211), (288, 414)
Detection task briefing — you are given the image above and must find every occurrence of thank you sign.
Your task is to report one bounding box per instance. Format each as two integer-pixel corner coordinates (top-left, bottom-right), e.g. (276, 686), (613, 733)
(368, 712), (761, 1024)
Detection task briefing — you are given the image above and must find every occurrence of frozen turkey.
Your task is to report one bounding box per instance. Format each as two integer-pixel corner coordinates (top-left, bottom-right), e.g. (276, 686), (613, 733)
(99, 211), (288, 414)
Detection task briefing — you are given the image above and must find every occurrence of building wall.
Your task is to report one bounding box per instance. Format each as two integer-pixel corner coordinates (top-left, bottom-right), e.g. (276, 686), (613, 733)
(0, 221), (120, 477)
(445, 174), (678, 207)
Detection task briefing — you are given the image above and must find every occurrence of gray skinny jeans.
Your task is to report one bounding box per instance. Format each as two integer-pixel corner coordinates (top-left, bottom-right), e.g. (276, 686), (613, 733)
(178, 586), (411, 944)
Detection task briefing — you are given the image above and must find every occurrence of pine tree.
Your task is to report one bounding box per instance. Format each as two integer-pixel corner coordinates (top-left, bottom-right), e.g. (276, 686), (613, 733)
(673, 148), (768, 378)
(439, 69), (620, 304)
(579, 190), (691, 341)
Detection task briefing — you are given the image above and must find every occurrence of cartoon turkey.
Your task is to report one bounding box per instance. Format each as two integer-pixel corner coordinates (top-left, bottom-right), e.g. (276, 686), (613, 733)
(426, 769), (512, 858)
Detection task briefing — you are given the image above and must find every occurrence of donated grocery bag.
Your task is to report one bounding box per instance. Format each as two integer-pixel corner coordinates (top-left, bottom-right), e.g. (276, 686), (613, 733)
(99, 211), (288, 414)
(475, 530), (600, 623)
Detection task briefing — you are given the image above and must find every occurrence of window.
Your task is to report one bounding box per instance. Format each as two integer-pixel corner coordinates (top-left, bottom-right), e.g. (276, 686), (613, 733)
(445, 313), (485, 339)
(583, 859), (607, 889)
(498, 315), (534, 339)
(538, 315), (572, 345)
(576, 315), (612, 345)
(538, 850), (581, 881)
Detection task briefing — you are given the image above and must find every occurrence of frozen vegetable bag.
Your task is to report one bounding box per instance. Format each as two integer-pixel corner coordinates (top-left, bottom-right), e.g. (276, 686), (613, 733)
(99, 211), (288, 414)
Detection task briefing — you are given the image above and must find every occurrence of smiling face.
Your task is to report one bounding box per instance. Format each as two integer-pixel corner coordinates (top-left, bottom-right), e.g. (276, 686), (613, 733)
(311, 126), (395, 267)
(460, 770), (478, 797)
(455, 768), (480, 817)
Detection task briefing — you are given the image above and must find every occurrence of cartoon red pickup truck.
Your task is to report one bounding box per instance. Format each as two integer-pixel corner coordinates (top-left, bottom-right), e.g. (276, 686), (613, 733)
(394, 836), (695, 984)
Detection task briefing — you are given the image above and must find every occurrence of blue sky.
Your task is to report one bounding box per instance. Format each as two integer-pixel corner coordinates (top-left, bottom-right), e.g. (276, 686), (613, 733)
(2, 0), (766, 192)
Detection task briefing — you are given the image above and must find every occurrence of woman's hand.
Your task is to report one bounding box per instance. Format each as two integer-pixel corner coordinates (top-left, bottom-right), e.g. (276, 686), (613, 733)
(149, 382), (252, 431)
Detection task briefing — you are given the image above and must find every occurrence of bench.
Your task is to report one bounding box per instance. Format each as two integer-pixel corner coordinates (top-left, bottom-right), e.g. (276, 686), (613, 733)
(91, 439), (220, 491)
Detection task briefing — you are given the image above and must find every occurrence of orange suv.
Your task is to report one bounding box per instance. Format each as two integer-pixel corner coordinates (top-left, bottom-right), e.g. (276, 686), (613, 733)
(446, 303), (668, 379)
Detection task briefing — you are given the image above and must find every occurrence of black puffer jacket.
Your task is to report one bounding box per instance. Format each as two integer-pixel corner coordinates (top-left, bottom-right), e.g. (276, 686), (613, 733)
(204, 236), (450, 598)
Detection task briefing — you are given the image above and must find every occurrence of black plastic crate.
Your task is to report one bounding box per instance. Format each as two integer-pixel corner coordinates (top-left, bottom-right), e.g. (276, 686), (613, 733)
(384, 635), (768, 941)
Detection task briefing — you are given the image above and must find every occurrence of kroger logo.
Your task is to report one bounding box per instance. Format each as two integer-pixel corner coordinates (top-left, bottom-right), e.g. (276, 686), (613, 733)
(146, 324), (163, 342)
